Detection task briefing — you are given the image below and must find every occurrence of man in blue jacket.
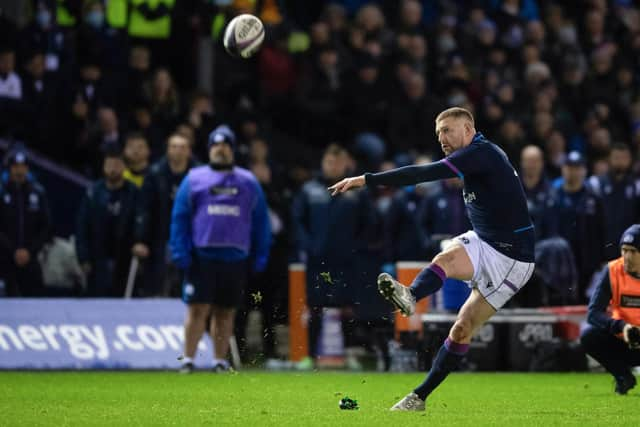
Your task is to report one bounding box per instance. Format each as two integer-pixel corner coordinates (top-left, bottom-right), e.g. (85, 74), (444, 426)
(170, 125), (271, 373)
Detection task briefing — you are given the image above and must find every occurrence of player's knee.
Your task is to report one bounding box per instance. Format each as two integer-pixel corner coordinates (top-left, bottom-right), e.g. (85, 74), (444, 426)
(450, 319), (473, 343)
(432, 251), (455, 274)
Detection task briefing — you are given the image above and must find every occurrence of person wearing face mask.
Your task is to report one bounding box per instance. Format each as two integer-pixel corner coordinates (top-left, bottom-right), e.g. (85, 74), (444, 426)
(77, 0), (127, 72)
(0, 149), (51, 297)
(580, 224), (640, 395)
(170, 125), (271, 373)
(20, 1), (71, 76)
(588, 143), (640, 261)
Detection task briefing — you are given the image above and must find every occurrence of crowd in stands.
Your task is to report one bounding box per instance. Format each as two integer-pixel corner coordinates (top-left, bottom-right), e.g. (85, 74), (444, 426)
(1, 0), (640, 318)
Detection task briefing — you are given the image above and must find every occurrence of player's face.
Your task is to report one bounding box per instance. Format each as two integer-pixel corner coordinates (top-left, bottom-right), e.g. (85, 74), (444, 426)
(209, 142), (234, 165)
(621, 244), (640, 275)
(436, 117), (471, 155)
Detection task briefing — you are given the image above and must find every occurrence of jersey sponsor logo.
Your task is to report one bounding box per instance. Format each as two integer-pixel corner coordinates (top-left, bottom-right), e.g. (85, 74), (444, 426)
(207, 204), (240, 216)
(620, 294), (640, 308)
(209, 186), (238, 195)
(463, 191), (476, 204)
(459, 236), (470, 244)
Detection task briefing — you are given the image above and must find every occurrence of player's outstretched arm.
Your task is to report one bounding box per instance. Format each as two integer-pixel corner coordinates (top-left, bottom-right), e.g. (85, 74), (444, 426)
(328, 175), (365, 196)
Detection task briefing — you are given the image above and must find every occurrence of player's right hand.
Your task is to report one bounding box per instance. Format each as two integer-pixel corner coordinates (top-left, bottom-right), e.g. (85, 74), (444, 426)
(327, 175), (365, 196)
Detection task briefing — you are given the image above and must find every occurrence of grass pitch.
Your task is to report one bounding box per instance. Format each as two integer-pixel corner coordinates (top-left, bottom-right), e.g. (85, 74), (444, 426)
(1, 371), (638, 426)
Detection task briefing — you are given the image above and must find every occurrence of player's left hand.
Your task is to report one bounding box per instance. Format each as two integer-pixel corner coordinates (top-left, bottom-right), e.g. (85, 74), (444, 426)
(327, 175), (365, 196)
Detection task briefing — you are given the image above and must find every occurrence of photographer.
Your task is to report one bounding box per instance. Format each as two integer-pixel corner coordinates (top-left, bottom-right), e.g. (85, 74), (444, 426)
(581, 224), (640, 395)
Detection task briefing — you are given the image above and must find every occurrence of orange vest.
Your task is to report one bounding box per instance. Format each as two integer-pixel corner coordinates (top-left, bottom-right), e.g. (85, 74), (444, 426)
(609, 257), (640, 326)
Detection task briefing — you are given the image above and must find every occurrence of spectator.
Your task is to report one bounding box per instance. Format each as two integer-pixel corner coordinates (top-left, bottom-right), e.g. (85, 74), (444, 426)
(133, 132), (197, 297)
(519, 145), (556, 240)
(185, 91), (219, 158)
(296, 43), (345, 146)
(387, 72), (441, 156)
(0, 149), (51, 296)
(382, 158), (429, 264)
(144, 67), (182, 141)
(123, 132), (150, 188)
(129, 101), (165, 160)
(588, 143), (640, 260)
(20, 48), (60, 157)
(550, 151), (606, 301)
(76, 149), (139, 296)
(82, 107), (121, 178)
(0, 45), (25, 139)
(76, 0), (127, 73)
(19, 0), (72, 77)
(170, 125), (271, 373)
(291, 143), (375, 369)
(343, 53), (389, 138)
(235, 159), (291, 362)
(418, 178), (471, 259)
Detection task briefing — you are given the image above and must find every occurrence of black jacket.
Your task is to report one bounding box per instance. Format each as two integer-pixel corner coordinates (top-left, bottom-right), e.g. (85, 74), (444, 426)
(134, 157), (197, 247)
(76, 179), (138, 265)
(0, 179), (51, 257)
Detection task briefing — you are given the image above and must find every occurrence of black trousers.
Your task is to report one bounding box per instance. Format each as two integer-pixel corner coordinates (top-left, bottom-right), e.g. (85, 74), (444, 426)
(580, 326), (640, 378)
(2, 257), (44, 297)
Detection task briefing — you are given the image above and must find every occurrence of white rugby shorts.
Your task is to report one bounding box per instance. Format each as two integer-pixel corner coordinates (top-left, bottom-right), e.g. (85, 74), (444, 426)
(455, 230), (534, 309)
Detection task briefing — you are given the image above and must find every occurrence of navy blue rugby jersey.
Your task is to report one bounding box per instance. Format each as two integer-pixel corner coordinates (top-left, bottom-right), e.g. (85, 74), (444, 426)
(365, 133), (534, 262)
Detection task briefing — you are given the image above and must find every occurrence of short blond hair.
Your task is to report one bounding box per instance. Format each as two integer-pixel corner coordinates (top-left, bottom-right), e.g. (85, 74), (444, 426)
(436, 107), (475, 127)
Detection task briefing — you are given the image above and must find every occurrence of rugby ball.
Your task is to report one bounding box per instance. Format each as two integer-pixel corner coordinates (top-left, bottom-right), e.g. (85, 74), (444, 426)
(223, 14), (265, 59)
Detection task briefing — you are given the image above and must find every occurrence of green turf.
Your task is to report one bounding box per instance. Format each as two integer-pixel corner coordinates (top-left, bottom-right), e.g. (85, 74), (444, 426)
(0, 371), (638, 426)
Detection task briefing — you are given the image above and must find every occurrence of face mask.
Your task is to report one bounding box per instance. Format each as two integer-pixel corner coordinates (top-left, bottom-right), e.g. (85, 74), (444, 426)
(85, 11), (105, 29)
(36, 10), (52, 28)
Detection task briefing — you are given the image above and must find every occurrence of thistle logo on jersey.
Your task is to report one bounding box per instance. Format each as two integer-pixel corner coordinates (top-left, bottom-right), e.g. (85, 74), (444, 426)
(463, 191), (476, 204)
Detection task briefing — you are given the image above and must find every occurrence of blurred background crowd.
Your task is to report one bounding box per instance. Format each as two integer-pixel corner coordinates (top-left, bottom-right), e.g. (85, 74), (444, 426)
(1, 0), (640, 360)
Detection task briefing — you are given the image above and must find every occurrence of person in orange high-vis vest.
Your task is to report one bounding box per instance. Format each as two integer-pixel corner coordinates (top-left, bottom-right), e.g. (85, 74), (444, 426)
(581, 224), (640, 395)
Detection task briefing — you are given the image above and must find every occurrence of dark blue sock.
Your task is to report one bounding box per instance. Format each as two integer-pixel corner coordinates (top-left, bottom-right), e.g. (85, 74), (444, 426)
(410, 264), (447, 300)
(414, 337), (468, 401)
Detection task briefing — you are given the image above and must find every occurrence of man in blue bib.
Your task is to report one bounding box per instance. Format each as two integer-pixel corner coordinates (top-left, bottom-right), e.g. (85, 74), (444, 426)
(170, 125), (271, 373)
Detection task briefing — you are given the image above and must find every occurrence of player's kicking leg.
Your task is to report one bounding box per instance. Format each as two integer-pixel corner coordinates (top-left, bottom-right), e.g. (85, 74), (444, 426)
(379, 241), (475, 411)
(378, 242), (473, 317)
(391, 288), (496, 411)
